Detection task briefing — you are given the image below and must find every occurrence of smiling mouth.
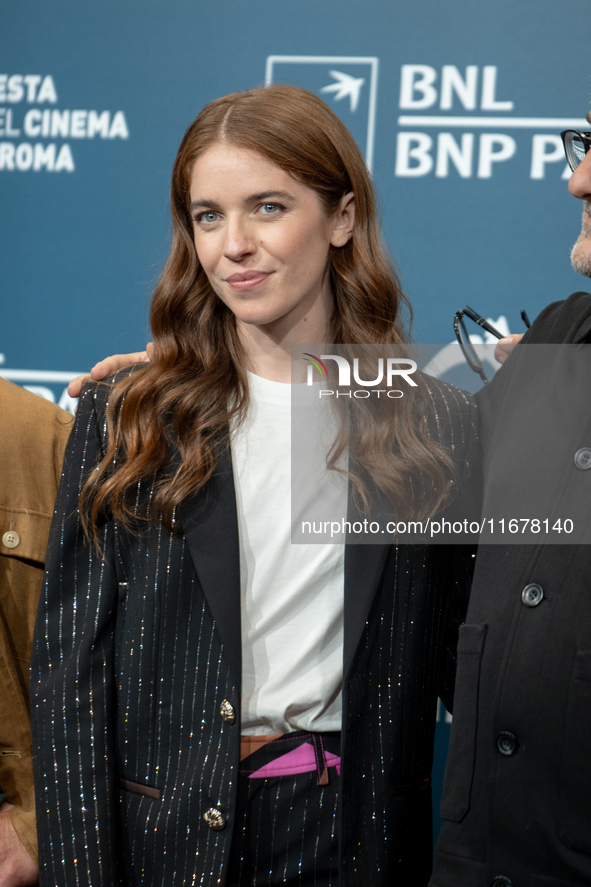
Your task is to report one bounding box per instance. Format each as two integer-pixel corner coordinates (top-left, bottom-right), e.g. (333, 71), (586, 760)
(225, 271), (273, 291)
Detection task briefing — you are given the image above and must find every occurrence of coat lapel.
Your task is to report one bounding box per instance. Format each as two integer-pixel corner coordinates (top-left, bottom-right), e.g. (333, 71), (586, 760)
(176, 445), (389, 688)
(343, 543), (389, 678)
(178, 448), (242, 686)
(343, 474), (391, 677)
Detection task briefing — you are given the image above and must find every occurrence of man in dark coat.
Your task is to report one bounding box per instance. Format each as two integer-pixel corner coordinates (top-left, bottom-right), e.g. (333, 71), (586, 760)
(431, 117), (591, 886)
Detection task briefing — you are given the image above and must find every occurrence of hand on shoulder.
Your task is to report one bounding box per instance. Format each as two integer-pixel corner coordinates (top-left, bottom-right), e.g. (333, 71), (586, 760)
(67, 343), (153, 398)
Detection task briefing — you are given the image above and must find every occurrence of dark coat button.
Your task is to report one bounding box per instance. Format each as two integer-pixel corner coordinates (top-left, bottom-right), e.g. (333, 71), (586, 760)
(496, 732), (517, 756)
(521, 583), (544, 607)
(491, 878), (513, 887)
(574, 447), (591, 469)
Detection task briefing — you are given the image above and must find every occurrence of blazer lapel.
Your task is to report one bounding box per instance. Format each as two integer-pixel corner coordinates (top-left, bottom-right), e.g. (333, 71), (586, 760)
(176, 446), (390, 687)
(342, 473), (391, 677)
(343, 543), (389, 678)
(178, 448), (242, 686)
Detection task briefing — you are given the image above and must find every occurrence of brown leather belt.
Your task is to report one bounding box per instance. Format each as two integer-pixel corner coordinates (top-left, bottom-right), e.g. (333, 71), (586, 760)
(239, 733), (283, 761)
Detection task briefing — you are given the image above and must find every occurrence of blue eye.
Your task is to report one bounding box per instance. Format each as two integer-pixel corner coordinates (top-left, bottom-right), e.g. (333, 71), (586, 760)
(200, 211), (218, 223)
(261, 203), (279, 214)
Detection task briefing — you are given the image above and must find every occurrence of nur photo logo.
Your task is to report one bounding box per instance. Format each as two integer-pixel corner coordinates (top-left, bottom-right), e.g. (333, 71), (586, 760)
(302, 352), (417, 398)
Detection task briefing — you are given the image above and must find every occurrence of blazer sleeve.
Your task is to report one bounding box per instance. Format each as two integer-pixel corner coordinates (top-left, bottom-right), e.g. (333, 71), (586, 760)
(30, 383), (121, 886)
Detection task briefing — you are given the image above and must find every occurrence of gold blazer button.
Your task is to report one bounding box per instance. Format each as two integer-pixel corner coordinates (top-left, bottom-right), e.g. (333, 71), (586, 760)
(203, 808), (226, 830)
(220, 700), (236, 724)
(2, 530), (20, 549)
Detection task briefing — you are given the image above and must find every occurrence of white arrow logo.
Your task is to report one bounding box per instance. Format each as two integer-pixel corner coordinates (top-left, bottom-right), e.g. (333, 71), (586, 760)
(320, 70), (365, 113)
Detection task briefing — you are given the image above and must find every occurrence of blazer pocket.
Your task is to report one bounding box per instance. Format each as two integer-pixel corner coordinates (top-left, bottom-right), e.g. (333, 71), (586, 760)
(440, 623), (487, 822)
(116, 777), (161, 800)
(558, 650), (591, 854)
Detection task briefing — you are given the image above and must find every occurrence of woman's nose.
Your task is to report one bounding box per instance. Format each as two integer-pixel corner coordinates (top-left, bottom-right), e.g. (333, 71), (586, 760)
(223, 217), (256, 261)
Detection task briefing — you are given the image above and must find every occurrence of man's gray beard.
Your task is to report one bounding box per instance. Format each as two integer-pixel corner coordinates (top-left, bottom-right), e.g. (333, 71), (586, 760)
(570, 229), (591, 278)
(571, 205), (591, 277)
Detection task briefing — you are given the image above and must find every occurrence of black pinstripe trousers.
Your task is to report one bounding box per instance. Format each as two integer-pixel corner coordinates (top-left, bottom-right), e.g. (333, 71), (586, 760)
(227, 732), (341, 886)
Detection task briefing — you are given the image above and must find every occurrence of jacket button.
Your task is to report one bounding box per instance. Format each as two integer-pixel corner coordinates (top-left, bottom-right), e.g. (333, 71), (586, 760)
(203, 807), (226, 830)
(491, 878), (513, 887)
(574, 447), (591, 469)
(496, 732), (517, 756)
(521, 583), (544, 607)
(220, 700), (236, 724)
(2, 531), (20, 549)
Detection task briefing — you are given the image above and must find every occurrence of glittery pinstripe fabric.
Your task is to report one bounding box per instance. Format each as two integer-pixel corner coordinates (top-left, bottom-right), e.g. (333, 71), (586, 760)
(31, 380), (240, 886)
(30, 373), (478, 886)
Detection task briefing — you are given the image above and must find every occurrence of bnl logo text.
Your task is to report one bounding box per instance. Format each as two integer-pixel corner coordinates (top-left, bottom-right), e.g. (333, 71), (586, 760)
(395, 64), (582, 180)
(304, 354), (417, 398)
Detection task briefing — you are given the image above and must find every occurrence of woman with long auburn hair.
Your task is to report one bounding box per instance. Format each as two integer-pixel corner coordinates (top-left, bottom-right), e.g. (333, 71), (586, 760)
(31, 85), (478, 886)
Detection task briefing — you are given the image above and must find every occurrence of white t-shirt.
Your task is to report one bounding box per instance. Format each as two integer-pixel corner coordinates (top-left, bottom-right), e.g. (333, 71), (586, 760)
(231, 372), (346, 735)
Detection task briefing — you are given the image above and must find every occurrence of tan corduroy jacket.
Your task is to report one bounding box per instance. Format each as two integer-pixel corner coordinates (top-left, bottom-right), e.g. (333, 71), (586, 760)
(0, 378), (73, 862)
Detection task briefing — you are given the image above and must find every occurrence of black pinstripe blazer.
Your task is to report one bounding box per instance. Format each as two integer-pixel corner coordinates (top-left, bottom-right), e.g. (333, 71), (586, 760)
(30, 374), (479, 886)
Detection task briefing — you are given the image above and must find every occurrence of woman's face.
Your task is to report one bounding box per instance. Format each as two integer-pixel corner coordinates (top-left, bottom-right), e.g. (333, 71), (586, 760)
(189, 143), (354, 338)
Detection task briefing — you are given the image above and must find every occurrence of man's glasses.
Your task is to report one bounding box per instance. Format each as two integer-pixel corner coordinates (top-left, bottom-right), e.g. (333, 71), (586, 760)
(454, 305), (531, 384)
(561, 130), (591, 172)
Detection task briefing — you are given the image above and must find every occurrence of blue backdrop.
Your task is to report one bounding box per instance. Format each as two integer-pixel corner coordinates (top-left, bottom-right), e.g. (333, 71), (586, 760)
(3, 0), (591, 842)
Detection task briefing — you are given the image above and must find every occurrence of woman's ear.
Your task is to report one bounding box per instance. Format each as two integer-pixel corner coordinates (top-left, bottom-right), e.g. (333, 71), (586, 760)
(330, 191), (355, 248)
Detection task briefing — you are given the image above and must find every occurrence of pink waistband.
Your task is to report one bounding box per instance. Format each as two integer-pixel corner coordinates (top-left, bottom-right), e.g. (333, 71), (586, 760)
(242, 740), (341, 781)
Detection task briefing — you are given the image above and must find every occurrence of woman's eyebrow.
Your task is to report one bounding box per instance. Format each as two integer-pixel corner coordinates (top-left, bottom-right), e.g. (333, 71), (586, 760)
(190, 198), (220, 212)
(190, 190), (294, 212)
(243, 190), (294, 203)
